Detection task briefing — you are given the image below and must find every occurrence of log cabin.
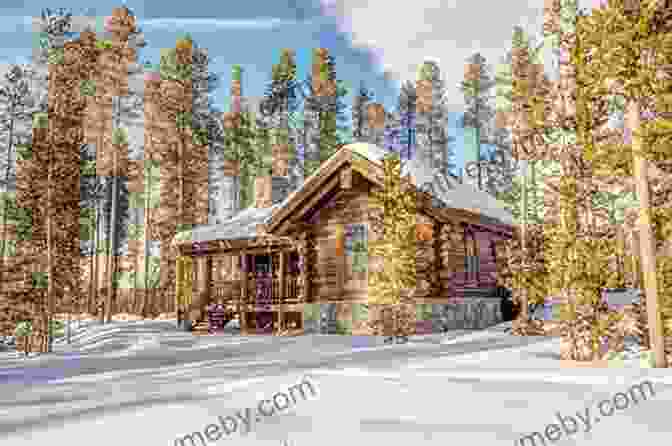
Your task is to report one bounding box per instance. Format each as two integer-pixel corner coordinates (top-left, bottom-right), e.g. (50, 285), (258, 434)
(171, 142), (516, 335)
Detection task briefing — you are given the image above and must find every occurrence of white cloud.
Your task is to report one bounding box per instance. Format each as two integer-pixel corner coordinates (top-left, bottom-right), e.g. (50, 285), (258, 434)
(29, 15), (98, 32)
(324, 0), (597, 112)
(138, 17), (312, 30)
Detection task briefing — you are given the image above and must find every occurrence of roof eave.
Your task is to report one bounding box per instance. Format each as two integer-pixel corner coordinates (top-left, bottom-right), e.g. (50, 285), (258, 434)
(266, 147), (352, 234)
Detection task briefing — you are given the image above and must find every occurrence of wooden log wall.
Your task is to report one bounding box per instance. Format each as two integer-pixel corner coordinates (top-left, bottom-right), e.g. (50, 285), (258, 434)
(296, 231), (315, 303)
(438, 222), (466, 296)
(475, 229), (498, 287)
(302, 174), (371, 302)
(414, 212), (435, 298)
(493, 238), (510, 287)
(431, 221), (444, 298)
(308, 189), (342, 302)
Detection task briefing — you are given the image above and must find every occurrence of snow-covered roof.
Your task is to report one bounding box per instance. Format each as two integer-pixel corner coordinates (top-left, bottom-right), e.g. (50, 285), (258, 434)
(172, 202), (285, 246)
(347, 142), (515, 225)
(174, 142), (514, 246)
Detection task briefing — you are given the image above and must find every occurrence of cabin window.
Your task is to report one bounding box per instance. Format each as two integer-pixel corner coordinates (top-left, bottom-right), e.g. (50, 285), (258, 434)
(345, 223), (367, 273)
(464, 229), (479, 280)
(289, 252), (300, 274)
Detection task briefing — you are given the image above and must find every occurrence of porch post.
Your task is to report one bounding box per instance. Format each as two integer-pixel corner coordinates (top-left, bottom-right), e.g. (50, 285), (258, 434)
(240, 251), (248, 334)
(631, 230), (642, 289)
(430, 221), (443, 299)
(267, 244), (275, 334)
(202, 256), (211, 304)
(438, 223), (456, 297)
(278, 250), (286, 333)
(462, 224), (470, 283)
(297, 232), (311, 303)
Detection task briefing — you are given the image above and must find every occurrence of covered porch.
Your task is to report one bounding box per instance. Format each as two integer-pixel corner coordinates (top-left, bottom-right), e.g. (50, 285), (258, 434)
(207, 244), (305, 334)
(172, 206), (311, 335)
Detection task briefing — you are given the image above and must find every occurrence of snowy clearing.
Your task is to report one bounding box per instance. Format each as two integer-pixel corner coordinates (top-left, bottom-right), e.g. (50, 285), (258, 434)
(1, 319), (668, 446)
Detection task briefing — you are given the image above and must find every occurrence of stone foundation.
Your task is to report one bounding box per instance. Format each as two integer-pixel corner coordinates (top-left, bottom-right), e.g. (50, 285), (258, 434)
(426, 298), (503, 331)
(301, 299), (503, 335)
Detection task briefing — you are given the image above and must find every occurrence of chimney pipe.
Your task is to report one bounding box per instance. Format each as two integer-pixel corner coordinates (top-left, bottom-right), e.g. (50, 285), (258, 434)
(366, 103), (386, 147)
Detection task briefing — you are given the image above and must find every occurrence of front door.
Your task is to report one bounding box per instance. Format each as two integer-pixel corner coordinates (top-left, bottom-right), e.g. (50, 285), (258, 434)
(254, 255), (272, 305)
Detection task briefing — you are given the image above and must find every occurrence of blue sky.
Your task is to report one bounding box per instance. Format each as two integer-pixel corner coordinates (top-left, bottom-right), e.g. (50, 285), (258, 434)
(0, 0), (598, 173)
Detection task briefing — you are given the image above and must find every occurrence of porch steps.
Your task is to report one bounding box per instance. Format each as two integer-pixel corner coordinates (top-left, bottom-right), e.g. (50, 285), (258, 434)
(191, 315), (235, 335)
(192, 320), (211, 335)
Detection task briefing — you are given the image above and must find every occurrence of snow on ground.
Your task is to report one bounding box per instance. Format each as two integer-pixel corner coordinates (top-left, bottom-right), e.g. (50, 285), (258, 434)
(1, 319), (670, 446)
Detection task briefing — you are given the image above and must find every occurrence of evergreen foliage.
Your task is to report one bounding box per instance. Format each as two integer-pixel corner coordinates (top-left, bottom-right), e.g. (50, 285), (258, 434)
(574, 0), (672, 365)
(367, 153), (417, 305)
(259, 48), (301, 187)
(111, 127), (128, 146)
(159, 48), (192, 82)
(47, 48), (64, 65)
(221, 108), (263, 209)
(79, 79), (96, 97)
(392, 80), (417, 161)
(302, 54), (349, 177)
(94, 40), (113, 50)
(32, 113), (48, 129)
(415, 60), (456, 176)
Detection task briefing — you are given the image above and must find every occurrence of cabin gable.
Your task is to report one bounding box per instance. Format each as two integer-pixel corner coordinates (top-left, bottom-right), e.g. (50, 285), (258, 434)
(287, 171), (372, 302)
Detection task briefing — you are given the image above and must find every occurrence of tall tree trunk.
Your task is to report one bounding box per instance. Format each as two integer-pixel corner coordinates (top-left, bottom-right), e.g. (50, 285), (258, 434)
(519, 159), (528, 320)
(47, 146), (54, 353)
(106, 151), (119, 323)
(141, 154), (152, 317)
(476, 101), (482, 191)
(177, 132), (185, 316)
(627, 100), (665, 367)
(0, 103), (16, 296)
(428, 113), (434, 170)
(530, 161), (537, 222)
(98, 190), (106, 324)
(179, 135), (184, 229)
(66, 306), (71, 344)
(88, 200), (99, 315)
(132, 207), (140, 313)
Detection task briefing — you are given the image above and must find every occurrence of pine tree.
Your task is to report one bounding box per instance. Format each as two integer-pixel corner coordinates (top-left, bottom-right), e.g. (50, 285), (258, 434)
(260, 49), (301, 190)
(320, 54), (350, 161)
(498, 159), (560, 225)
(366, 152), (418, 338)
(0, 64), (36, 298)
(494, 26), (546, 203)
(102, 90), (138, 322)
(367, 153), (418, 305)
(416, 60), (455, 174)
(302, 51), (349, 177)
(140, 154), (160, 316)
(190, 43), (222, 137)
(508, 0), (640, 357)
(576, 0), (672, 366)
(79, 142), (106, 316)
(222, 103), (260, 209)
(393, 80), (418, 162)
(189, 40), (222, 226)
(218, 66), (262, 209)
(506, 22), (557, 325)
(459, 52), (497, 192)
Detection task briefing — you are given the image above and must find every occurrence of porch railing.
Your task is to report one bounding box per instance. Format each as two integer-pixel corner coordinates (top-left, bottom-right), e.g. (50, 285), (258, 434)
(210, 275), (299, 306)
